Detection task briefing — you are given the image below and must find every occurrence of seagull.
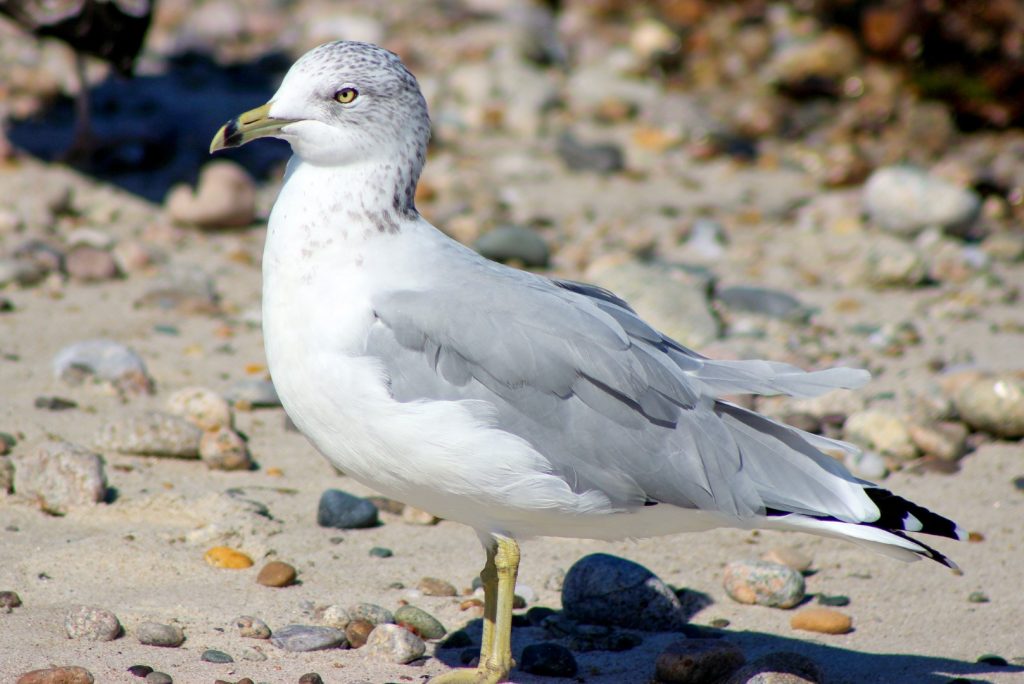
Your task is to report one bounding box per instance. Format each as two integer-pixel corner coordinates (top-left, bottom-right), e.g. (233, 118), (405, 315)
(210, 41), (964, 684)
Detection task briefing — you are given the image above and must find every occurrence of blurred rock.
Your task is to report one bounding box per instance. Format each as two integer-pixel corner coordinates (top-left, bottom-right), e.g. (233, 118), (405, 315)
(853, 236), (928, 288)
(907, 421), (968, 461)
(95, 412), (202, 458)
(166, 387), (233, 431)
(199, 427), (252, 470)
(953, 373), (1024, 438)
(137, 263), (220, 314)
(12, 441), (107, 513)
(844, 411), (919, 461)
(863, 166), (980, 237)
(655, 638), (745, 684)
(64, 246), (119, 282)
(166, 161), (256, 229)
(53, 339), (153, 395)
(474, 225), (549, 267)
(723, 560), (805, 608)
(556, 132), (625, 174)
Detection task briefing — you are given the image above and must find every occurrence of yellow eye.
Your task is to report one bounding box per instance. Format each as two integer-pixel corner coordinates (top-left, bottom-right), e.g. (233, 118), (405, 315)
(334, 87), (358, 104)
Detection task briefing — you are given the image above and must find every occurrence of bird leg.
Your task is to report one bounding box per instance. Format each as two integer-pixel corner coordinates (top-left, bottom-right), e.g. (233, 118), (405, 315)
(64, 51), (96, 161)
(429, 536), (520, 684)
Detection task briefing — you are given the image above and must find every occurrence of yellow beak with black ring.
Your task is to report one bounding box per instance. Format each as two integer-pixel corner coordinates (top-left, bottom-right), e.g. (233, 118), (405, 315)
(209, 102), (294, 153)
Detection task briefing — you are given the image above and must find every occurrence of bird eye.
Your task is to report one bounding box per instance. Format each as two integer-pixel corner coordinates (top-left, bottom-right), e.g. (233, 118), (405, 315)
(334, 87), (358, 104)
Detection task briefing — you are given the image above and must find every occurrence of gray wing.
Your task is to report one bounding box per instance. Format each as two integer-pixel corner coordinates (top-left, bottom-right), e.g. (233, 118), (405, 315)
(367, 257), (870, 521)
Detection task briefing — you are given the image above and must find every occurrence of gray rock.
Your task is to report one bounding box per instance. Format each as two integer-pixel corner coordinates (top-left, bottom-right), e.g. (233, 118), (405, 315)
(234, 615), (271, 639)
(394, 605), (446, 640)
(0, 590), (21, 612)
(144, 672), (173, 684)
(136, 263), (220, 314)
(238, 646), (268, 661)
(95, 412), (202, 458)
(854, 237), (928, 288)
(65, 246), (119, 282)
(200, 649), (233, 663)
(717, 286), (811, 323)
(135, 621), (185, 647)
(655, 638), (745, 684)
(225, 378), (281, 408)
(561, 553), (687, 631)
(863, 166), (980, 236)
(556, 132), (624, 174)
(317, 489), (378, 529)
(53, 339), (153, 395)
(347, 603), (394, 626)
(364, 623), (425, 664)
(844, 449), (888, 480)
(585, 259), (719, 348)
(474, 225), (549, 267)
(519, 642), (578, 677)
(166, 160), (256, 229)
(954, 373), (1024, 439)
(723, 651), (824, 684)
(723, 560), (805, 608)
(64, 605), (121, 641)
(0, 257), (45, 287)
(270, 624), (347, 652)
(844, 410), (919, 461)
(12, 441), (107, 513)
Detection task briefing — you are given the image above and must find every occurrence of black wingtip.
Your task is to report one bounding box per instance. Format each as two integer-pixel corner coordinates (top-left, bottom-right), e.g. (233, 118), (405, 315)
(863, 487), (963, 541)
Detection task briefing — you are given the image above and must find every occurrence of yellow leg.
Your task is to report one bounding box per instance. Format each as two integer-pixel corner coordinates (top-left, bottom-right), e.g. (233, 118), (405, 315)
(429, 537), (519, 684)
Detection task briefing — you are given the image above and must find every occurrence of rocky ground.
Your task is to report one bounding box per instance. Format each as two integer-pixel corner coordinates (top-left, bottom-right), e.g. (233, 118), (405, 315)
(1, 1), (1023, 683)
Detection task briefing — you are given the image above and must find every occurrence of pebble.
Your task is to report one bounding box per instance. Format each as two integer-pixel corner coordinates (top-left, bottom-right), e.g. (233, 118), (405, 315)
(816, 594), (851, 607)
(225, 378), (281, 408)
(127, 665), (153, 677)
(320, 604), (351, 629)
(238, 646), (268, 661)
(417, 576), (457, 597)
(968, 591), (990, 604)
(685, 218), (728, 260)
(257, 561), (297, 587)
(341, 619), (372, 648)
(16, 666), (95, 684)
(854, 237), (928, 288)
(364, 623), (426, 664)
(64, 246), (119, 282)
(297, 675), (324, 684)
(270, 624), (347, 651)
(401, 505), (439, 525)
(790, 608), (853, 634)
(166, 387), (233, 430)
(585, 258), (718, 348)
(843, 411), (919, 461)
(844, 448), (888, 480)
(723, 560), (805, 608)
(0, 257), (45, 287)
(722, 651), (824, 684)
(907, 421), (968, 461)
(561, 553), (686, 631)
(137, 263), (220, 314)
(863, 166), (980, 236)
(34, 396), (77, 411)
(366, 496), (405, 514)
(12, 441), (107, 513)
(0, 455), (13, 494)
(199, 427), (252, 471)
(201, 649), (233, 663)
(717, 286), (811, 323)
(205, 546), (254, 569)
(953, 373), (1024, 438)
(136, 621), (185, 647)
(94, 412), (202, 458)
(474, 225), (549, 267)
(348, 603), (394, 626)
(654, 638), (746, 684)
(144, 673), (172, 684)
(760, 547), (813, 573)
(0, 590), (22, 612)
(519, 642), (578, 677)
(394, 604), (447, 640)
(369, 546), (393, 558)
(53, 339), (153, 395)
(234, 615), (271, 638)
(166, 160), (257, 228)
(556, 131), (625, 174)
(317, 489), (379, 529)
(64, 605), (121, 641)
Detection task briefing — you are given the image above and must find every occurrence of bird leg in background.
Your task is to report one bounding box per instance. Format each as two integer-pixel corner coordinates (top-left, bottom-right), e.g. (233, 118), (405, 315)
(430, 536), (519, 684)
(66, 51), (95, 160)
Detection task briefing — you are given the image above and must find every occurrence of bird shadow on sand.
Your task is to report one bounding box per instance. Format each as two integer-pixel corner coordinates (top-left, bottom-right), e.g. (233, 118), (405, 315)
(6, 49), (293, 202)
(431, 612), (1021, 684)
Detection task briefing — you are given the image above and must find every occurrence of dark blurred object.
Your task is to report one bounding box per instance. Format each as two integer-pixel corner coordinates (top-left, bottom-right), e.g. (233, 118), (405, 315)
(0, 0), (154, 155)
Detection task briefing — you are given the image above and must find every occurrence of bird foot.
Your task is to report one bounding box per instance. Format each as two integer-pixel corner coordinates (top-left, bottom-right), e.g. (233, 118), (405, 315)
(428, 663), (510, 684)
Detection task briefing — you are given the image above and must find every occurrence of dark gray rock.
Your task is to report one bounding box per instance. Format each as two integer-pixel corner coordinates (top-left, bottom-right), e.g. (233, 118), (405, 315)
(655, 638), (745, 683)
(474, 225), (549, 267)
(717, 286), (811, 323)
(556, 132), (624, 174)
(270, 624), (347, 652)
(519, 642), (578, 677)
(135, 621), (185, 647)
(317, 489), (378, 529)
(200, 649), (233, 663)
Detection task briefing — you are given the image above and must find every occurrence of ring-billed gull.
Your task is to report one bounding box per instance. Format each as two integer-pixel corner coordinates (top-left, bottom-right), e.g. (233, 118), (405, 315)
(210, 41), (963, 684)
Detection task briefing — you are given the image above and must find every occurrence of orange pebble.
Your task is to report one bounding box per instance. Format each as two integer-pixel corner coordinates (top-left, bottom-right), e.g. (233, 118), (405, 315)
(204, 546), (254, 569)
(790, 608), (853, 635)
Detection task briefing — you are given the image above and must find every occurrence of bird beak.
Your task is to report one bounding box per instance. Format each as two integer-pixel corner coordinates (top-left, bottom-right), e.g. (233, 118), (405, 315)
(209, 102), (294, 153)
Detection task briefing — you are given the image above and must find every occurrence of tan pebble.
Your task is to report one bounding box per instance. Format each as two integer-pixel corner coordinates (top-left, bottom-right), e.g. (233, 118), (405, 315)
(418, 577), (457, 597)
(205, 546), (253, 569)
(761, 546), (813, 573)
(65, 246), (118, 282)
(256, 561), (297, 588)
(459, 598), (484, 611)
(16, 665), (94, 684)
(790, 608), (853, 634)
(402, 506), (439, 525)
(265, 467), (284, 477)
(346, 619), (375, 648)
(199, 427), (252, 471)
(166, 386), (233, 431)
(166, 160), (256, 228)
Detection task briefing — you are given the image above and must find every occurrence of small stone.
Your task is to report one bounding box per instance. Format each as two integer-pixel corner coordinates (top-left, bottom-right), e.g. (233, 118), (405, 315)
(16, 666), (95, 684)
(366, 496), (405, 514)
(34, 396), (77, 411)
(844, 411), (919, 461)
(53, 339), (153, 395)
(270, 624), (347, 652)
(64, 246), (118, 282)
(723, 560), (805, 608)
(137, 263), (219, 314)
(816, 594), (850, 607)
(95, 412), (202, 458)
(760, 547), (813, 573)
(562, 553), (686, 630)
(954, 373), (1024, 439)
(238, 646), (267, 661)
(474, 225), (549, 268)
(394, 604), (447, 640)
(519, 642), (578, 677)
(234, 615), (271, 638)
(225, 378), (280, 407)
(127, 665), (153, 677)
(976, 654), (1008, 666)
(863, 166), (980, 236)
(854, 237), (928, 288)
(201, 649), (233, 663)
(199, 427), (252, 471)
(298, 675), (324, 684)
(166, 160), (256, 228)
(345, 619), (375, 648)
(136, 621), (185, 647)
(0, 590), (22, 612)
(790, 608), (853, 634)
(968, 591), (990, 604)
(144, 673), (172, 684)
(369, 546), (393, 558)
(717, 286), (811, 323)
(347, 603), (394, 626)
(844, 448), (888, 480)
(722, 651), (824, 684)
(317, 489), (378, 529)
(257, 561), (297, 587)
(364, 623), (425, 664)
(319, 604), (351, 629)
(655, 638), (745, 683)
(556, 131), (625, 174)
(0, 257), (45, 287)
(64, 606), (120, 641)
(907, 421), (968, 461)
(166, 387), (233, 431)
(12, 441), (107, 513)
(417, 577), (457, 597)
(401, 505), (439, 525)
(205, 546), (254, 569)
